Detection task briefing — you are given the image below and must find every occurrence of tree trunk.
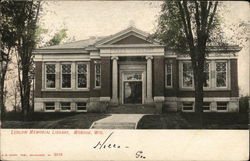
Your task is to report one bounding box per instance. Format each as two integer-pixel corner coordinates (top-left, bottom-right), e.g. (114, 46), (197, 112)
(21, 62), (31, 120)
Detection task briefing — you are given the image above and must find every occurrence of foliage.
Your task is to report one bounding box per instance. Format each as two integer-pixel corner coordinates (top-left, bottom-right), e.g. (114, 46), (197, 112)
(153, 1), (221, 128)
(1, 0), (42, 119)
(46, 28), (68, 46)
(1, 0), (19, 118)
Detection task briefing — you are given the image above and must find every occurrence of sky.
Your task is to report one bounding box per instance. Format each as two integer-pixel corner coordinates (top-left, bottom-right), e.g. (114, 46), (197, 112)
(5, 1), (250, 110)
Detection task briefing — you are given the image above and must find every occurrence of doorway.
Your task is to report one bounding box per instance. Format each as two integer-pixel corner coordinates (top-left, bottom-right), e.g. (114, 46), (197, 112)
(124, 81), (142, 104)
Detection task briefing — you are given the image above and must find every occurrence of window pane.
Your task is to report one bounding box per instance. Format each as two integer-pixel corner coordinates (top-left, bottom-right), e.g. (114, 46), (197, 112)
(96, 75), (101, 87)
(203, 102), (210, 111)
(183, 62), (193, 87)
(76, 102), (87, 110)
(78, 64), (87, 74)
(46, 64), (56, 88)
(217, 102), (228, 110)
(60, 102), (71, 110)
(166, 64), (172, 87)
(62, 64), (71, 74)
(45, 102), (55, 110)
(77, 64), (87, 88)
(95, 64), (101, 87)
(183, 102), (193, 110)
(46, 64), (55, 73)
(46, 74), (55, 88)
(204, 63), (210, 87)
(124, 72), (142, 81)
(61, 64), (71, 88)
(62, 74), (71, 88)
(216, 62), (227, 87)
(78, 74), (87, 88)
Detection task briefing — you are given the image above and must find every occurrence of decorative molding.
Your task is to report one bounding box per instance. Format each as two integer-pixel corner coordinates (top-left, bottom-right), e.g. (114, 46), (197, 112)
(154, 96), (165, 102)
(100, 97), (111, 102)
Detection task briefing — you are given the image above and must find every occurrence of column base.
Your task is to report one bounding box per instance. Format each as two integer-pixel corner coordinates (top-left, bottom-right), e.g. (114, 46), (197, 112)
(145, 98), (154, 104)
(110, 98), (119, 106)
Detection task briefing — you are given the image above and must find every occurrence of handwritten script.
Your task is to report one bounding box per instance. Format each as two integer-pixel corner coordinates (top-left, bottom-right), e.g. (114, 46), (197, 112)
(93, 132), (146, 159)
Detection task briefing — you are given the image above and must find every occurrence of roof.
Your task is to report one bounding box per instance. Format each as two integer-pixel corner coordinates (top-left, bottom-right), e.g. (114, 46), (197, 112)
(39, 36), (106, 49)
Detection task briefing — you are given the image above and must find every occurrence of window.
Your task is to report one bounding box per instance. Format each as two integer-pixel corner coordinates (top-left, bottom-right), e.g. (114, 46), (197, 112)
(95, 64), (101, 88)
(217, 102), (228, 111)
(165, 63), (172, 87)
(204, 62), (210, 87)
(45, 102), (55, 111)
(216, 62), (227, 87)
(182, 102), (194, 111)
(61, 64), (71, 88)
(45, 64), (56, 88)
(77, 64), (87, 88)
(60, 102), (71, 111)
(182, 62), (193, 87)
(76, 102), (87, 111)
(203, 102), (211, 111)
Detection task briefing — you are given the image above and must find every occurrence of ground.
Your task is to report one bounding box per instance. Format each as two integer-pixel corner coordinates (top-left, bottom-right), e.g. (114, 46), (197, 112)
(1, 111), (248, 129)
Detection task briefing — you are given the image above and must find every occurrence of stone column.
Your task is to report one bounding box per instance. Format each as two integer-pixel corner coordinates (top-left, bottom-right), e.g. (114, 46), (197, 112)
(111, 56), (119, 105)
(146, 56), (153, 103)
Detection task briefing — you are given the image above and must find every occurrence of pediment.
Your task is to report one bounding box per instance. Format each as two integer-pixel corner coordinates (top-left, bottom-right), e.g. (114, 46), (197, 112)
(109, 34), (151, 45)
(95, 26), (159, 46)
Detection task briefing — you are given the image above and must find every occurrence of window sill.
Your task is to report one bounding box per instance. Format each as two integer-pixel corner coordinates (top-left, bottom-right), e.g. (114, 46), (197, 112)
(42, 88), (90, 92)
(179, 88), (231, 91)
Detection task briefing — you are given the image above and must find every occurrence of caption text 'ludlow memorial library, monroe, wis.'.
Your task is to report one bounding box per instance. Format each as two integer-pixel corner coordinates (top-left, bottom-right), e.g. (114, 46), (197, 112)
(33, 26), (241, 113)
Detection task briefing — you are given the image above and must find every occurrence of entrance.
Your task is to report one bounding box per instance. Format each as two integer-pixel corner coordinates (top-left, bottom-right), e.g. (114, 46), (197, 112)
(119, 66), (146, 104)
(124, 81), (142, 104)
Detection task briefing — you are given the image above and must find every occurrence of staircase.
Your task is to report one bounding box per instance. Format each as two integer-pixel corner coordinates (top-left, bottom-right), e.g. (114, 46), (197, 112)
(107, 104), (157, 114)
(90, 122), (136, 129)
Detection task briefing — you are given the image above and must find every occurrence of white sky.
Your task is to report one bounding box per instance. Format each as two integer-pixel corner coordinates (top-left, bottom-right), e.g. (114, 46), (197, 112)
(5, 1), (250, 110)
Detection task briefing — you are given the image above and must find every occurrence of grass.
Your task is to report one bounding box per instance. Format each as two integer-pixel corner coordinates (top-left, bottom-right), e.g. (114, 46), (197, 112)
(1, 111), (249, 129)
(1, 112), (110, 129)
(137, 112), (249, 129)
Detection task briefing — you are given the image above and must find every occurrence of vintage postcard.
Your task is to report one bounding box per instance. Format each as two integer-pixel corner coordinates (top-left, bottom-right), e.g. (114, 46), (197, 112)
(1, 1), (249, 161)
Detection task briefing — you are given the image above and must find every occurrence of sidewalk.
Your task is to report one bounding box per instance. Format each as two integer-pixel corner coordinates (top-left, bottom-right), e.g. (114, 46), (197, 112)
(90, 114), (145, 129)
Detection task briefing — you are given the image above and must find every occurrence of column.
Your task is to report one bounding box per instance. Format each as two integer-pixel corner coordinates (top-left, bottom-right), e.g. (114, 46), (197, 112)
(146, 56), (153, 103)
(111, 56), (119, 105)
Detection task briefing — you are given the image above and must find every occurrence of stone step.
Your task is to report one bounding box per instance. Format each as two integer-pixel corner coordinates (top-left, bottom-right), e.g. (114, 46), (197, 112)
(90, 122), (136, 129)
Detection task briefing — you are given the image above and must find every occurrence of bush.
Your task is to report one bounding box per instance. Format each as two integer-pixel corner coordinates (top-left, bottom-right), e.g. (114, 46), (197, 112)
(239, 96), (249, 113)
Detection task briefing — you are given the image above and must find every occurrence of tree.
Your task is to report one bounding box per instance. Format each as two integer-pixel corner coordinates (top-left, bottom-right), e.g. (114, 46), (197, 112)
(46, 28), (68, 46)
(1, 0), (18, 118)
(6, 0), (42, 119)
(153, 1), (220, 128)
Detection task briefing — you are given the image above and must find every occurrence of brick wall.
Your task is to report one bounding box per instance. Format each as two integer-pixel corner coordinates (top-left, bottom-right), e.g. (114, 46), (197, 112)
(153, 56), (165, 96)
(34, 61), (43, 98)
(100, 57), (111, 97)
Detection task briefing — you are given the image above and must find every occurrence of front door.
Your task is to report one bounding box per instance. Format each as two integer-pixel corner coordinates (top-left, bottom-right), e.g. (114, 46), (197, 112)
(124, 81), (142, 104)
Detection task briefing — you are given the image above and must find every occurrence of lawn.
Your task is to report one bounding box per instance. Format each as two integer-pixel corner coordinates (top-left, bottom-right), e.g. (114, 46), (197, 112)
(137, 112), (249, 129)
(1, 111), (248, 129)
(1, 112), (110, 129)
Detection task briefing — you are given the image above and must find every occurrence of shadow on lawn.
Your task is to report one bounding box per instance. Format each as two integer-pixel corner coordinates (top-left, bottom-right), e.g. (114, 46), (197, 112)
(1, 112), (110, 129)
(137, 112), (249, 129)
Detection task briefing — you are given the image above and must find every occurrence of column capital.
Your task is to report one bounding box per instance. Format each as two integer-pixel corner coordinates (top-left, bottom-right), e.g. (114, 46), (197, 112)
(111, 56), (119, 60)
(145, 56), (153, 60)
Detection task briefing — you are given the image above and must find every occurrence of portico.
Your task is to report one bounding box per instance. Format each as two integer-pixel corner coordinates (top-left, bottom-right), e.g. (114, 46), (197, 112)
(95, 27), (165, 105)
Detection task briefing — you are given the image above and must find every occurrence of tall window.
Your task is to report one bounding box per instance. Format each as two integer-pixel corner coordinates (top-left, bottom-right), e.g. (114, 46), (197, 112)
(216, 62), (227, 87)
(77, 64), (87, 88)
(45, 64), (56, 88)
(165, 63), (172, 87)
(61, 64), (71, 88)
(204, 62), (210, 87)
(182, 62), (193, 87)
(95, 64), (101, 88)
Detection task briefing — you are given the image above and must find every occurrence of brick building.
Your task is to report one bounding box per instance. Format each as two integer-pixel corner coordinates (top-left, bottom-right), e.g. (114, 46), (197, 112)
(33, 26), (241, 112)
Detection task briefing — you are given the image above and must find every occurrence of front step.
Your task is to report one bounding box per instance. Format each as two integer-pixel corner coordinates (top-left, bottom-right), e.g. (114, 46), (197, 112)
(90, 122), (136, 129)
(107, 105), (157, 114)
